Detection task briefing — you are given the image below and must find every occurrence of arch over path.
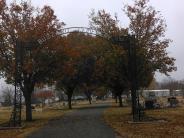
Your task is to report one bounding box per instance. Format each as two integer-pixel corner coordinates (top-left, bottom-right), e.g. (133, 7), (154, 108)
(37, 27), (101, 45)
(60, 27), (98, 36)
(28, 103), (117, 138)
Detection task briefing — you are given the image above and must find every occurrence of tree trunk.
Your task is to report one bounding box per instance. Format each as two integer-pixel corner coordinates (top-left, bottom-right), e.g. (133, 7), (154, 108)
(118, 94), (123, 107)
(115, 95), (118, 103)
(68, 95), (72, 109)
(67, 92), (73, 109)
(84, 90), (92, 105)
(24, 94), (32, 121)
(86, 93), (92, 104)
(22, 81), (35, 121)
(88, 96), (92, 104)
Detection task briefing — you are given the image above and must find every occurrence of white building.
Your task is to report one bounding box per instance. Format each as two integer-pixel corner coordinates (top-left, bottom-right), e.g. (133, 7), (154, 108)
(142, 89), (170, 98)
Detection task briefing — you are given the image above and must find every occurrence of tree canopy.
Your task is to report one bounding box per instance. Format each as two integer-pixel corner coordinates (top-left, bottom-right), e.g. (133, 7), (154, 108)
(0, 1), (65, 121)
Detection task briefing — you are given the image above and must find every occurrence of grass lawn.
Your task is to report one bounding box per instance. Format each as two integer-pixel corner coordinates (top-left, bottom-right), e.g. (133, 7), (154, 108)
(0, 107), (70, 138)
(104, 104), (184, 138)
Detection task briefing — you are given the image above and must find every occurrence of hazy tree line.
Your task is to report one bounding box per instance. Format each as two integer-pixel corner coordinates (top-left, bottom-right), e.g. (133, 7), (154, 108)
(0, 87), (14, 106)
(158, 79), (184, 91)
(0, 0), (176, 121)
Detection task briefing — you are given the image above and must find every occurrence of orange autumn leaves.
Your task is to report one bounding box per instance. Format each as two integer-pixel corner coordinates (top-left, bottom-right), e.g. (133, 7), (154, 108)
(60, 33), (95, 78)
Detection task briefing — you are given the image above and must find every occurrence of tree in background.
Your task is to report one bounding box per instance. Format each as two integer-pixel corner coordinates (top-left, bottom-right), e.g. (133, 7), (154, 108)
(32, 90), (54, 107)
(95, 45), (129, 107)
(89, 9), (127, 39)
(55, 32), (98, 109)
(147, 78), (159, 90)
(95, 86), (109, 100)
(89, 10), (129, 107)
(1, 87), (14, 106)
(0, 1), (64, 121)
(78, 54), (96, 104)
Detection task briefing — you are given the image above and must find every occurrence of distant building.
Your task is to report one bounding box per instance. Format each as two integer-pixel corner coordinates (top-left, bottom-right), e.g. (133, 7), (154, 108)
(142, 89), (170, 98)
(142, 89), (184, 98)
(172, 90), (184, 96)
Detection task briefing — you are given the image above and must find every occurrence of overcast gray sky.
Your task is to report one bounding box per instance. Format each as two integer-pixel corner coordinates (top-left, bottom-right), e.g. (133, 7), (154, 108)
(1, 0), (184, 90)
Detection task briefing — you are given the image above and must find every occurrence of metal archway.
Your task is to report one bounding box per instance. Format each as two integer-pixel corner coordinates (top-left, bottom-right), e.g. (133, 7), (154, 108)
(10, 27), (140, 127)
(37, 27), (141, 121)
(37, 27), (102, 45)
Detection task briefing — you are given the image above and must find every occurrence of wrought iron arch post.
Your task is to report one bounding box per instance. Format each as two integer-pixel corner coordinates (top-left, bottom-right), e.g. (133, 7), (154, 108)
(9, 41), (36, 127)
(111, 35), (141, 122)
(9, 41), (23, 127)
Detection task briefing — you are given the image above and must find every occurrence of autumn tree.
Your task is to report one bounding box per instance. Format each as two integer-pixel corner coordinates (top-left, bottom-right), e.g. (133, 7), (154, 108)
(95, 44), (129, 106)
(147, 78), (159, 90)
(0, 1), (64, 121)
(32, 90), (54, 107)
(77, 45), (97, 104)
(124, 0), (176, 76)
(56, 32), (98, 109)
(89, 10), (130, 106)
(78, 57), (96, 104)
(95, 86), (109, 100)
(89, 9), (127, 39)
(89, 0), (176, 102)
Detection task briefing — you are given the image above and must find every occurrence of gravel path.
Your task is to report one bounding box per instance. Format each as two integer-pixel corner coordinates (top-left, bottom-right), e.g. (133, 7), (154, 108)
(27, 103), (117, 138)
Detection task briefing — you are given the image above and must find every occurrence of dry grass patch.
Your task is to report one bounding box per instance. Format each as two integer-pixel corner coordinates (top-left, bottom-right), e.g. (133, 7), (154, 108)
(0, 107), (70, 138)
(0, 107), (12, 125)
(104, 105), (184, 138)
